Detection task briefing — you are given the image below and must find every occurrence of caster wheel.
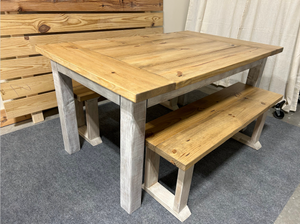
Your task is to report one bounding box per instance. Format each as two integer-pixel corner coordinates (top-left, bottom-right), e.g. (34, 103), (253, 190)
(273, 110), (284, 119)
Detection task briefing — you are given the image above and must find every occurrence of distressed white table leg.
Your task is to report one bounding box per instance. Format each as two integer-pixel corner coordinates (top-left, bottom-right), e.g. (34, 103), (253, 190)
(242, 58), (267, 133)
(246, 58), (267, 87)
(51, 61), (80, 154)
(120, 97), (147, 214)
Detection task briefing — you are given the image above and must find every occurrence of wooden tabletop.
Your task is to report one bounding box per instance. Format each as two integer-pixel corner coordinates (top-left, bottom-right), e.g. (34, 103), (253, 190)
(36, 31), (283, 103)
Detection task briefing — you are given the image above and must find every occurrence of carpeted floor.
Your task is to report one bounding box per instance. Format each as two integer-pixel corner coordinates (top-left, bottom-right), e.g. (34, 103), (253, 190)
(1, 90), (300, 224)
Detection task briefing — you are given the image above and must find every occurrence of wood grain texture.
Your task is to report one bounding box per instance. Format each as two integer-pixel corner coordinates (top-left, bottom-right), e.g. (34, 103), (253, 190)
(4, 91), (57, 119)
(0, 109), (31, 127)
(145, 82), (283, 171)
(0, 13), (163, 35)
(36, 31), (283, 101)
(1, 74), (54, 100)
(0, 56), (51, 79)
(1, 0), (163, 12)
(1, 27), (163, 58)
(36, 42), (175, 103)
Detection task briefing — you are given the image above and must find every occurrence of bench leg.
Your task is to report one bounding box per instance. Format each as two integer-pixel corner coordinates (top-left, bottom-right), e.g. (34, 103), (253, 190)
(160, 97), (179, 111)
(75, 99), (85, 128)
(174, 166), (194, 214)
(143, 148), (193, 222)
(78, 98), (102, 146)
(178, 94), (188, 106)
(232, 112), (267, 150)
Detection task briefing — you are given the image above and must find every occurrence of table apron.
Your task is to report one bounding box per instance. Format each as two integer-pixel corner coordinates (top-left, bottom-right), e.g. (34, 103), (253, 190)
(56, 63), (121, 105)
(147, 58), (266, 108)
(55, 58), (266, 108)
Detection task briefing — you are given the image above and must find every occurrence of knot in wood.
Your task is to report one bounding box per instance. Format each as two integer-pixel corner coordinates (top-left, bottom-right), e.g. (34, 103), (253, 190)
(18, 7), (23, 12)
(177, 71), (183, 77)
(24, 36), (29, 40)
(38, 24), (51, 33)
(172, 149), (177, 154)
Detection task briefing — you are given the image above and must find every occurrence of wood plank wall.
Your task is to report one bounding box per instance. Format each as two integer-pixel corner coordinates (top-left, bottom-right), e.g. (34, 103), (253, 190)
(0, 0), (163, 121)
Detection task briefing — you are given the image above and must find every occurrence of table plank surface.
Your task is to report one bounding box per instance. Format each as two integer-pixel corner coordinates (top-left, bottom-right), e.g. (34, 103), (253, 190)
(36, 31), (283, 102)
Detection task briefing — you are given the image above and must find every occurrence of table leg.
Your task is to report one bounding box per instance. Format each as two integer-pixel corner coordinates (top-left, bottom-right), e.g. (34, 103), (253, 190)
(246, 58), (267, 87)
(120, 97), (147, 214)
(51, 61), (80, 154)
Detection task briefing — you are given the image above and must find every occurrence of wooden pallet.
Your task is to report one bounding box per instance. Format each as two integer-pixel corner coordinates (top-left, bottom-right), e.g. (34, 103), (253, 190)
(0, 0), (163, 124)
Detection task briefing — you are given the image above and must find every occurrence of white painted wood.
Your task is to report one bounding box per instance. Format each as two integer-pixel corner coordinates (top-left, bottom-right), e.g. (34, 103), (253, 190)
(75, 99), (85, 127)
(178, 94), (188, 106)
(78, 126), (102, 146)
(251, 112), (268, 143)
(120, 97), (147, 214)
(51, 61), (80, 154)
(160, 97), (179, 110)
(85, 98), (100, 140)
(174, 166), (194, 213)
(56, 64), (120, 105)
(147, 59), (264, 107)
(246, 58), (267, 87)
(232, 132), (262, 150)
(144, 147), (160, 188)
(143, 182), (192, 222)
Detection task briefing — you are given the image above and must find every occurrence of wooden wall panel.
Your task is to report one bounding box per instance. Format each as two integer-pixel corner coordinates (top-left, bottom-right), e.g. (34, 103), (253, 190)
(4, 91), (57, 118)
(1, 0), (163, 12)
(1, 74), (54, 100)
(0, 27), (163, 58)
(1, 56), (51, 79)
(0, 13), (163, 35)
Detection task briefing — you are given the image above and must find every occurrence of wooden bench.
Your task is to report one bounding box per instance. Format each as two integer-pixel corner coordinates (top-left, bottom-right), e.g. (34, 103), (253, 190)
(143, 82), (282, 222)
(73, 81), (104, 146)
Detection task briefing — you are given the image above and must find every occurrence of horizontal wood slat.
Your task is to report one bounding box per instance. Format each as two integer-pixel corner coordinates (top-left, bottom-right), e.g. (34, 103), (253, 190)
(1, 0), (163, 12)
(0, 13), (163, 36)
(0, 27), (163, 58)
(4, 91), (57, 119)
(1, 56), (51, 80)
(1, 74), (54, 100)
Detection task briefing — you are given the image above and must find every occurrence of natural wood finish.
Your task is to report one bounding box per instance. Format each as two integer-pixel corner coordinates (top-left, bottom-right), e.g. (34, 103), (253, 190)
(51, 61), (80, 154)
(145, 82), (282, 171)
(3, 92), (57, 119)
(1, 74), (54, 100)
(0, 109), (31, 127)
(36, 42), (175, 103)
(73, 85), (100, 102)
(57, 64), (121, 105)
(1, 28), (163, 59)
(120, 97), (147, 214)
(147, 59), (265, 108)
(31, 111), (44, 123)
(0, 13), (163, 36)
(0, 56), (51, 79)
(36, 31), (283, 102)
(1, 0), (163, 12)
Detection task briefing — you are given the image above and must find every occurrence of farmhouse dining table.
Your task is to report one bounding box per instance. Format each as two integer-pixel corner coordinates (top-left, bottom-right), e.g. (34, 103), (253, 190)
(35, 31), (283, 214)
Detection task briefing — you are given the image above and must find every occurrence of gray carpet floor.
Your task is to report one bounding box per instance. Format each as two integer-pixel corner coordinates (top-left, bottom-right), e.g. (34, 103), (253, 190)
(1, 90), (300, 224)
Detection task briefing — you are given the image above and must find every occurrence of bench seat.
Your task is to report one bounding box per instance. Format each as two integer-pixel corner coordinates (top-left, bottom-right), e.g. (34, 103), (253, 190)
(143, 82), (282, 222)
